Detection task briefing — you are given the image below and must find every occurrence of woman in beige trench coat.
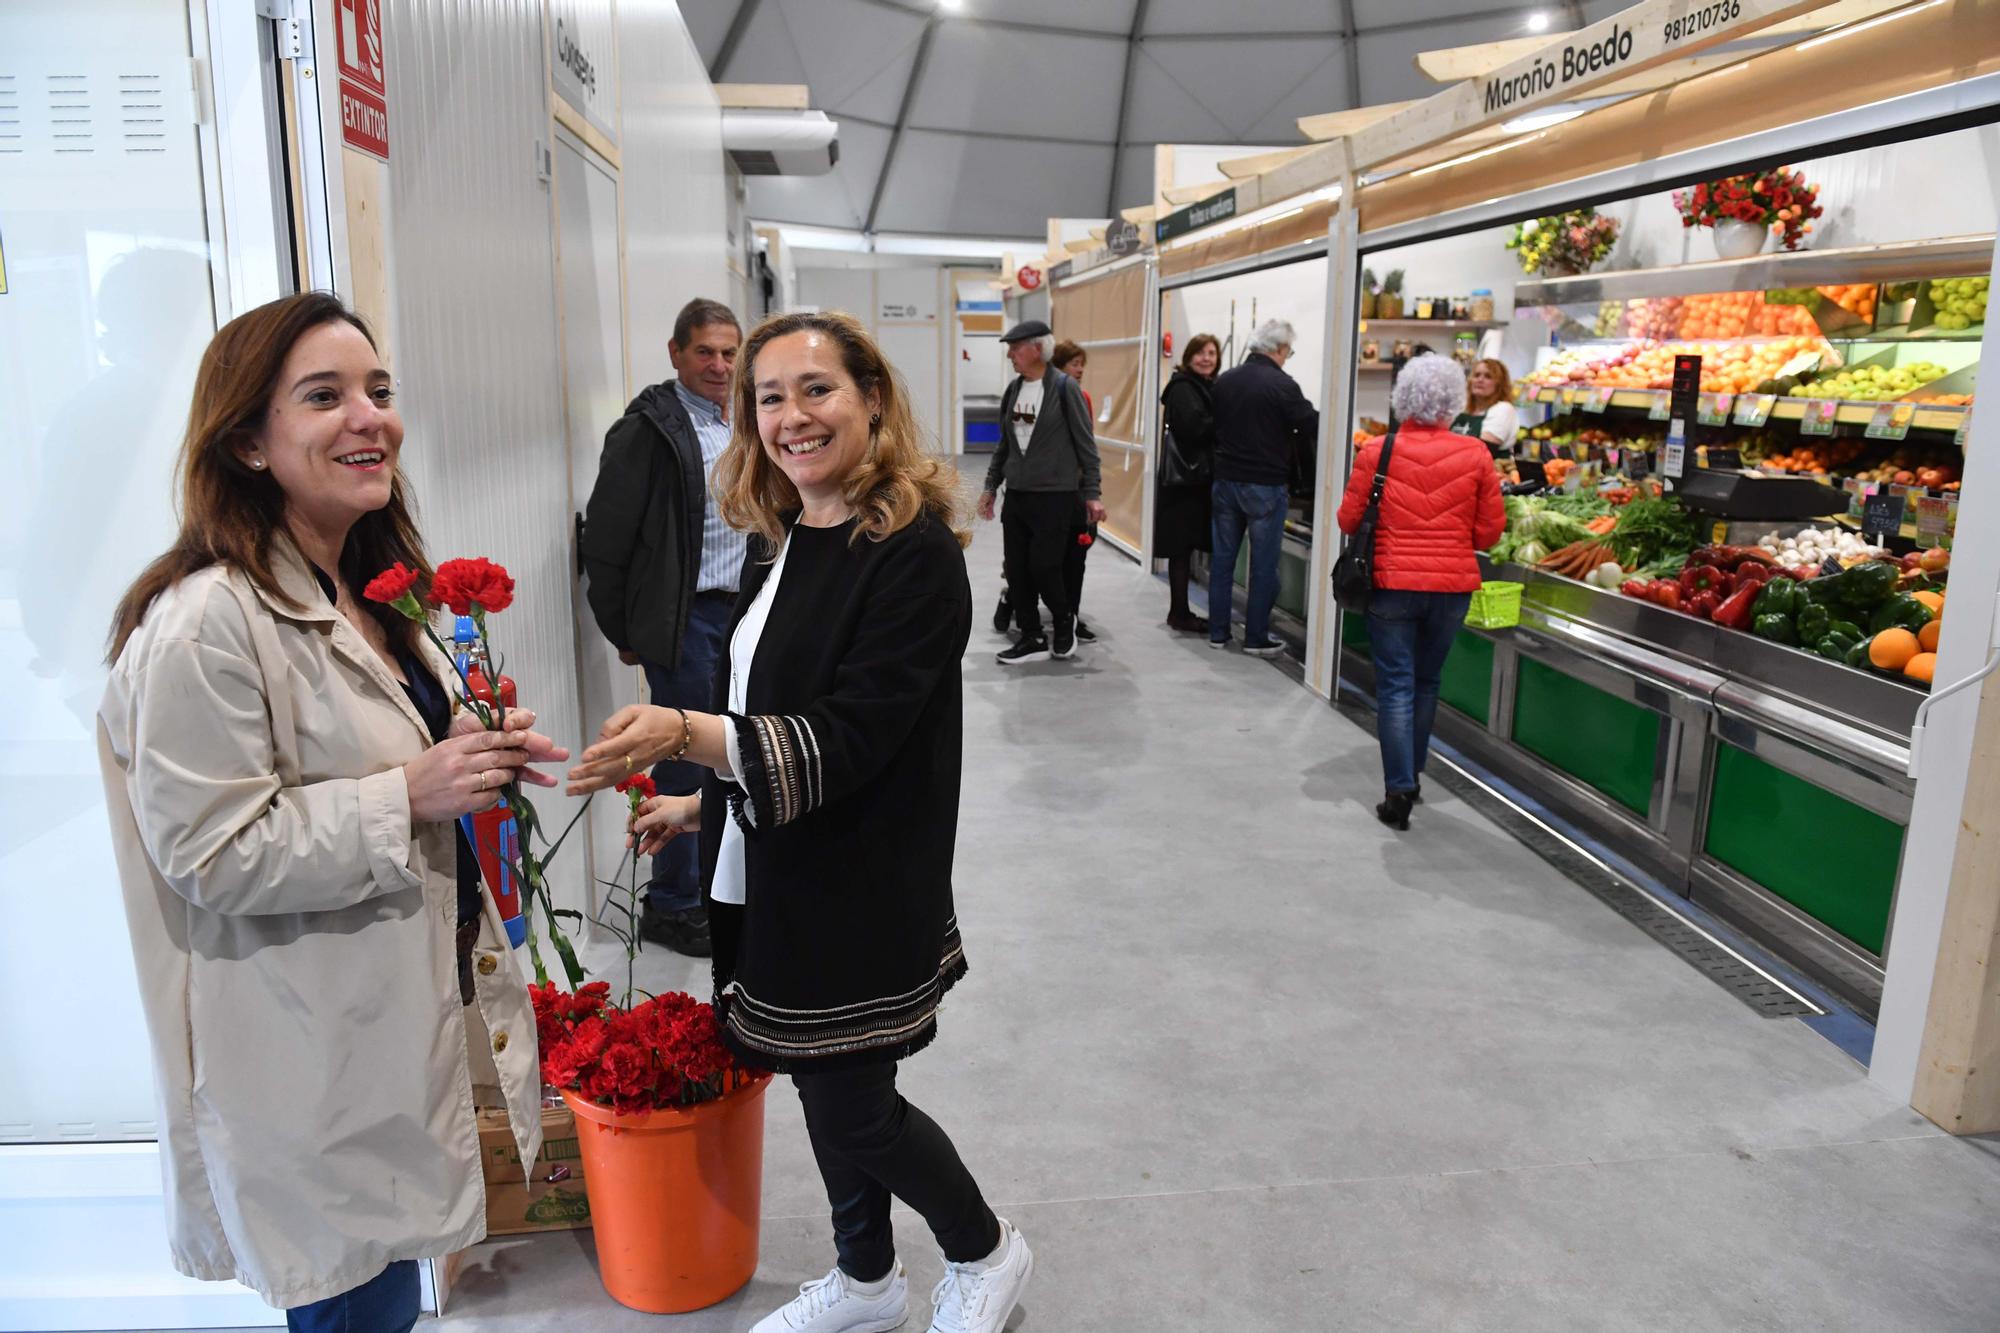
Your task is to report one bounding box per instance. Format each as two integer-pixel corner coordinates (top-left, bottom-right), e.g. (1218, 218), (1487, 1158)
(97, 293), (567, 1325)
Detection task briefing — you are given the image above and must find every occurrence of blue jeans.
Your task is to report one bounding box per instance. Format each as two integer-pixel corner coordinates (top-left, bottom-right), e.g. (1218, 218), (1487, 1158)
(1366, 589), (1473, 795)
(1209, 480), (1288, 647)
(287, 1259), (418, 1333)
(642, 593), (734, 913)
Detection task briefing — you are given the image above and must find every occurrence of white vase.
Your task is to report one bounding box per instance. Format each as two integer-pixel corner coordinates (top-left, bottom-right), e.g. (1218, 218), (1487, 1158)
(1712, 218), (1769, 260)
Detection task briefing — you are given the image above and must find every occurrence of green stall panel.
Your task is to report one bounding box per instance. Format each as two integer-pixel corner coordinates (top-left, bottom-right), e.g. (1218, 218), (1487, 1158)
(1703, 743), (1903, 956)
(1512, 657), (1658, 816)
(1341, 611), (1370, 651)
(1233, 540), (1309, 618)
(1438, 631), (1494, 726)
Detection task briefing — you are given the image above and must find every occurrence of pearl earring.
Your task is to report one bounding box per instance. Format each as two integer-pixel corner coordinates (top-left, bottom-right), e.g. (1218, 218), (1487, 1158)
(251, 460), (265, 470)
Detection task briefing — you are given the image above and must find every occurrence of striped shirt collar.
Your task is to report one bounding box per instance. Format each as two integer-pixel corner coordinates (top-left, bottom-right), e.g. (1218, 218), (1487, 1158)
(674, 380), (728, 426)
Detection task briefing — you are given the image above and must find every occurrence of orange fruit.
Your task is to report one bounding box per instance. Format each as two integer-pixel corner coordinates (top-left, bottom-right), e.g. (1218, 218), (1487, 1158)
(1870, 628), (1921, 671)
(1905, 652), (1937, 685)
(1918, 620), (1941, 653)
(1911, 590), (1944, 614)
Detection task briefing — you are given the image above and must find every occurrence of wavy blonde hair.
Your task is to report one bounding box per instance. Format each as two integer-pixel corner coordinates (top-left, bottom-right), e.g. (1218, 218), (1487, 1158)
(716, 311), (968, 550)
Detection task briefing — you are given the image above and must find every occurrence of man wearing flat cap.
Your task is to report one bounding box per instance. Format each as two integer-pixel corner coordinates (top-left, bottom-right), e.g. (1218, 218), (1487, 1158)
(978, 320), (1105, 664)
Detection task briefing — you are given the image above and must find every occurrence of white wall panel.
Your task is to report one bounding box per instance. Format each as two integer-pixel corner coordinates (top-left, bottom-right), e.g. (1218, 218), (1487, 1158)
(620, 0), (731, 374)
(381, 0), (593, 923)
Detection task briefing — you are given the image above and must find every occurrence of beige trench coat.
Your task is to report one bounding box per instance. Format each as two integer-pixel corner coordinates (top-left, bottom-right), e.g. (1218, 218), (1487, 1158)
(96, 546), (541, 1308)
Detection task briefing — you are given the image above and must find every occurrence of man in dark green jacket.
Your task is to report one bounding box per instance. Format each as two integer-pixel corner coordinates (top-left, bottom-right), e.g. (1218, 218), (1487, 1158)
(580, 298), (744, 956)
(977, 320), (1104, 665)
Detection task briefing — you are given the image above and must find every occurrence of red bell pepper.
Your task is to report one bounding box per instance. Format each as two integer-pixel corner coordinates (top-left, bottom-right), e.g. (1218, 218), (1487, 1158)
(1734, 561), (1775, 589)
(1686, 589), (1722, 620)
(1649, 580), (1682, 611)
(1620, 579), (1651, 599)
(1680, 564), (1728, 600)
(1712, 581), (1761, 630)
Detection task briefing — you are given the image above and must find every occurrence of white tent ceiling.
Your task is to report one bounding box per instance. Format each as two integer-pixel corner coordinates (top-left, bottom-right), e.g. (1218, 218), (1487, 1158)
(690, 0), (1635, 239)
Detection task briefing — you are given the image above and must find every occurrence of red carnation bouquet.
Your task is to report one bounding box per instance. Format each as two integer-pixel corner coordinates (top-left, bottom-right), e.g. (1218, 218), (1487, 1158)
(367, 557), (587, 988)
(1673, 167), (1821, 250)
(532, 980), (752, 1116)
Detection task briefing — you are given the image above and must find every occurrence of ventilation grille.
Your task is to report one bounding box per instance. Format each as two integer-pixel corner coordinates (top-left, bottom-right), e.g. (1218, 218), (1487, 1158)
(0, 75), (18, 155)
(119, 71), (166, 153)
(730, 148), (780, 175)
(49, 71), (92, 153)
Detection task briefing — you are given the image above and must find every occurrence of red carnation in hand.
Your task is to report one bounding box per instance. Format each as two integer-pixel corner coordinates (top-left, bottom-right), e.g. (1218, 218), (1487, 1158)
(1076, 531), (1095, 548)
(364, 562), (421, 604)
(429, 557), (515, 616)
(616, 773), (657, 801)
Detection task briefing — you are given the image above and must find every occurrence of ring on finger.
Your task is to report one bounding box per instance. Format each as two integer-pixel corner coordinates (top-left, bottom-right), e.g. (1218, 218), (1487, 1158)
(623, 753), (634, 775)
(475, 769), (489, 792)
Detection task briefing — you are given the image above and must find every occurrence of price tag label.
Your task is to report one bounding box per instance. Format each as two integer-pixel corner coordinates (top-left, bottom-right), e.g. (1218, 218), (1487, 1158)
(1605, 447), (1622, 469)
(1862, 488), (1907, 544)
(1956, 410), (1971, 448)
(1915, 495), (1952, 549)
(1697, 393), (1733, 426)
(1845, 477), (1870, 521)
(1527, 439), (1543, 460)
(1662, 429), (1686, 480)
(1581, 387), (1613, 413)
(1562, 388), (1581, 407)
(1800, 399), (1840, 436)
(1711, 520), (1730, 545)
(1648, 392), (1672, 421)
(1865, 402), (1915, 441)
(1733, 393), (1776, 427)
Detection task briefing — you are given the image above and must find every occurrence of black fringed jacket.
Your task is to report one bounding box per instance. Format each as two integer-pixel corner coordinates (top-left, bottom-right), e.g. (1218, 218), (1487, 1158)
(699, 509), (973, 1072)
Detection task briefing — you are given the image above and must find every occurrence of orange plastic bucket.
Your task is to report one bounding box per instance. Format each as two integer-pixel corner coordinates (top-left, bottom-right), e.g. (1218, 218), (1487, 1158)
(562, 1074), (772, 1313)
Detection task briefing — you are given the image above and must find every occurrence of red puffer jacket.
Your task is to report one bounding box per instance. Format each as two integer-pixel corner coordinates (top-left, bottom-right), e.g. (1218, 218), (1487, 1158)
(1336, 423), (1505, 593)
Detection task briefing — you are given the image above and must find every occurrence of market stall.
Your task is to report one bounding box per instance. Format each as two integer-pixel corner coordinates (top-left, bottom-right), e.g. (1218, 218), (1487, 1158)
(1050, 253), (1152, 552)
(1310, 12), (2000, 1016)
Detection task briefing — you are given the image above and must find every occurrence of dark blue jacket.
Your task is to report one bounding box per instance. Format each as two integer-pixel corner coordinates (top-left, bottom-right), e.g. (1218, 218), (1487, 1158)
(1211, 352), (1319, 487)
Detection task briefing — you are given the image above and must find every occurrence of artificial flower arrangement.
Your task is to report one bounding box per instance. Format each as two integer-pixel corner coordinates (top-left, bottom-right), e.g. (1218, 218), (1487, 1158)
(1504, 209), (1620, 276)
(1672, 167), (1821, 250)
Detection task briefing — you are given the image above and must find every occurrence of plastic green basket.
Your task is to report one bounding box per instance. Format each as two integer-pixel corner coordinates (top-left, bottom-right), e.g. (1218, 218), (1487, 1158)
(1465, 580), (1523, 630)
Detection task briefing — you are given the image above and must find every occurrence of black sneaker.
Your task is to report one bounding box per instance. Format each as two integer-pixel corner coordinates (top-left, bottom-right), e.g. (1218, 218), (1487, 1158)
(1376, 792), (1414, 832)
(992, 593), (1013, 634)
(1052, 617), (1077, 659)
(998, 637), (1051, 665)
(639, 902), (712, 957)
(1074, 619), (1097, 643)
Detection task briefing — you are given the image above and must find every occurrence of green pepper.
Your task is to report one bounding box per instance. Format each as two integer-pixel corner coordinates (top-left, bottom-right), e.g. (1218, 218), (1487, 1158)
(1796, 604), (1832, 643)
(1868, 593), (1937, 636)
(1753, 577), (1802, 620)
(1826, 619), (1864, 642)
(1753, 613), (1800, 645)
(1814, 630), (1861, 660)
(1813, 560), (1900, 609)
(1845, 640), (1873, 669)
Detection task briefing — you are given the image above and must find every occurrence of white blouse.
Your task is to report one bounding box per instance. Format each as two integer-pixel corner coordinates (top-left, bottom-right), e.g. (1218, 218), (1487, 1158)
(710, 534), (792, 906)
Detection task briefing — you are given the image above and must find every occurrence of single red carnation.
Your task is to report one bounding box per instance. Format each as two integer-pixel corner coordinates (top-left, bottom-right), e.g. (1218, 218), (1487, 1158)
(616, 773), (657, 800)
(429, 557), (515, 615)
(364, 562), (422, 605)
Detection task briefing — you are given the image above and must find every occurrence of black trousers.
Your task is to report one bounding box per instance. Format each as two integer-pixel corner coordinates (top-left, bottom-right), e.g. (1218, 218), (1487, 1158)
(1001, 489), (1077, 637)
(795, 1063), (1000, 1283)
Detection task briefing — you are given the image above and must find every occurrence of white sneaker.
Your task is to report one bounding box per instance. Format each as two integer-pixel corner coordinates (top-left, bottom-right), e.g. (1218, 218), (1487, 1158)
(927, 1219), (1033, 1333)
(751, 1263), (909, 1333)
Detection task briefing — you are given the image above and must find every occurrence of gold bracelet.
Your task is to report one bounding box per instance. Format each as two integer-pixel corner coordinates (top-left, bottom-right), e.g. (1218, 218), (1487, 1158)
(664, 707), (694, 764)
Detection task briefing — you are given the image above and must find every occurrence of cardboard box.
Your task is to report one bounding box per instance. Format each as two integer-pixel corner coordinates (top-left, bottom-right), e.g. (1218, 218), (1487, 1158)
(477, 1102), (591, 1235)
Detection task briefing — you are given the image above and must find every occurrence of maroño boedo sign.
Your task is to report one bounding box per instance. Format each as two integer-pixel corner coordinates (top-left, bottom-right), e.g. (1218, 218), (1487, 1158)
(1354, 0), (1832, 170)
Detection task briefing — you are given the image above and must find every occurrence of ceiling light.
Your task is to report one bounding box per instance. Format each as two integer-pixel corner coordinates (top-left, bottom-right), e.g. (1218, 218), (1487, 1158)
(937, 0), (964, 11)
(1526, 11), (1551, 32)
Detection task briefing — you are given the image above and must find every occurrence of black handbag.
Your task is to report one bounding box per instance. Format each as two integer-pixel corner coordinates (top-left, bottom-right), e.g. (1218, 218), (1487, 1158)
(1330, 426), (1398, 614)
(1157, 419), (1211, 489)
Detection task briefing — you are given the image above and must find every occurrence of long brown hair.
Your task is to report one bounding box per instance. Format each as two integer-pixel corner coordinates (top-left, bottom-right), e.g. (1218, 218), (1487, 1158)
(1468, 358), (1513, 412)
(109, 292), (432, 660)
(716, 311), (967, 551)
(1180, 333), (1221, 376)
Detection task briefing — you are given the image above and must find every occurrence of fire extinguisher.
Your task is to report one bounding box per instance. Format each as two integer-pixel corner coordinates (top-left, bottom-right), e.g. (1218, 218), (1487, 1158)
(454, 615), (527, 947)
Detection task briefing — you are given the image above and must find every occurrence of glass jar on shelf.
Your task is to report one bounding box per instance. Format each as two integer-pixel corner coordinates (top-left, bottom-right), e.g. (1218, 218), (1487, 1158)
(1414, 295), (1436, 320)
(1470, 288), (1495, 322)
(1453, 331), (1478, 366)
(1361, 338), (1380, 363)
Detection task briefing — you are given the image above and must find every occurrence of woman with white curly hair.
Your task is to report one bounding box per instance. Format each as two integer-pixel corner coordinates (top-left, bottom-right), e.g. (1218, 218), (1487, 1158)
(1337, 354), (1504, 831)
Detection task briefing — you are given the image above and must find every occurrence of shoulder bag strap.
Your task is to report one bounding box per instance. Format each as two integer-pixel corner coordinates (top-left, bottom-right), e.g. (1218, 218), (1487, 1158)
(1356, 426), (1398, 536)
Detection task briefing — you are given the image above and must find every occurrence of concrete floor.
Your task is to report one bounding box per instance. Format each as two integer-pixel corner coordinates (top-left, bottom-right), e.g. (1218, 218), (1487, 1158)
(223, 503), (2000, 1331)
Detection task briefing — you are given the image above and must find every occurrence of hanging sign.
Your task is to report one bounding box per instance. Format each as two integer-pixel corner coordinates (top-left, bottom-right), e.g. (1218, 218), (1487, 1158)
(1347, 0), (1829, 172)
(1154, 189), (1237, 243)
(335, 0), (389, 160)
(1016, 265), (1043, 291)
(1106, 219), (1142, 256)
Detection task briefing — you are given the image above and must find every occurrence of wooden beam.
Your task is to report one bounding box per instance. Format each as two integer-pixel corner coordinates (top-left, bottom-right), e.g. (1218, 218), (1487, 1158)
(1296, 100), (1420, 142)
(1218, 145), (1315, 180)
(1348, 0), (1837, 172)
(1913, 667), (2000, 1135)
(1160, 178), (1235, 207)
(1414, 0), (1900, 82)
(1118, 203), (1158, 226)
(714, 82), (810, 109)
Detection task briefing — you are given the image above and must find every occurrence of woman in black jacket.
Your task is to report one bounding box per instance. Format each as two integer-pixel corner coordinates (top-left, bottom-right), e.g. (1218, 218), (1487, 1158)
(1157, 333), (1221, 632)
(567, 312), (1030, 1333)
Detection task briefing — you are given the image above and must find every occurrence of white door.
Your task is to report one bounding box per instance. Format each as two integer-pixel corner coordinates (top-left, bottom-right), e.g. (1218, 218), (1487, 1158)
(553, 127), (641, 924)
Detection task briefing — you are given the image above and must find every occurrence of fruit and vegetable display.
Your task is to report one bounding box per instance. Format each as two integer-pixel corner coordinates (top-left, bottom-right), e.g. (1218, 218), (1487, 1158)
(1755, 439), (1961, 489)
(1929, 276), (1988, 331)
(1785, 361), (1951, 400)
(1526, 335), (1828, 394)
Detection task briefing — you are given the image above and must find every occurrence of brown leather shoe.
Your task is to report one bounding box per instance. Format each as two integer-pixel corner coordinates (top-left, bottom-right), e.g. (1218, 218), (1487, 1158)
(1166, 613), (1210, 635)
